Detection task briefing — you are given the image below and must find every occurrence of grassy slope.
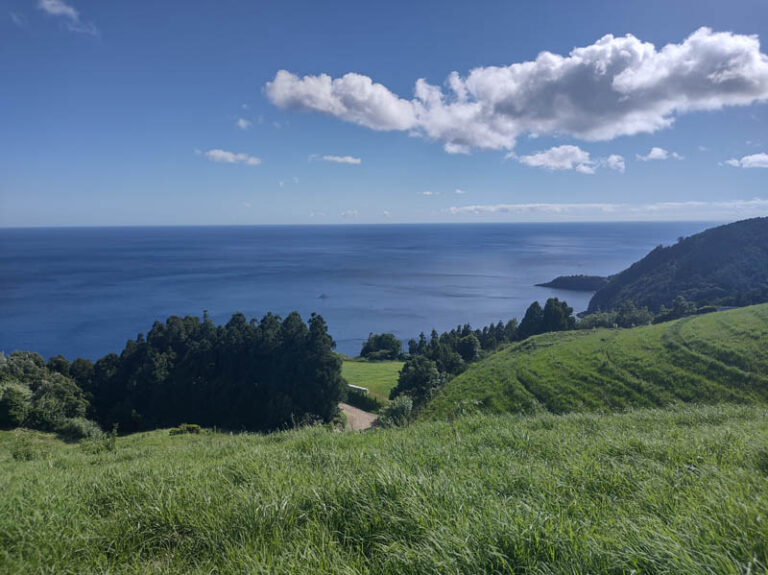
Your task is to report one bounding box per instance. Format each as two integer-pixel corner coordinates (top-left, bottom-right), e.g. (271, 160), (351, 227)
(423, 304), (768, 419)
(342, 359), (403, 401)
(2, 405), (767, 574)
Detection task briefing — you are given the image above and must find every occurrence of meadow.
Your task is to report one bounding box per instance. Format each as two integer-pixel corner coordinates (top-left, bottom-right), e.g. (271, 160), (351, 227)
(341, 359), (403, 401)
(1, 404), (767, 574)
(424, 304), (768, 418)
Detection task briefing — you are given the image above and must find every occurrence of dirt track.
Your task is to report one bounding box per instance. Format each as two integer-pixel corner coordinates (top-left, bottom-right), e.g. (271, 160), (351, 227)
(339, 402), (377, 430)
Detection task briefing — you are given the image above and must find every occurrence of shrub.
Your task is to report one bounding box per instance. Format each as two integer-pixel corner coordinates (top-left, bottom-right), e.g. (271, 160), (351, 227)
(55, 417), (103, 441)
(169, 423), (202, 435)
(378, 395), (413, 428)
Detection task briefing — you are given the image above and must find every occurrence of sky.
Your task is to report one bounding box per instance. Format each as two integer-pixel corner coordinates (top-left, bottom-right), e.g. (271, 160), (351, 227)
(1, 0), (767, 226)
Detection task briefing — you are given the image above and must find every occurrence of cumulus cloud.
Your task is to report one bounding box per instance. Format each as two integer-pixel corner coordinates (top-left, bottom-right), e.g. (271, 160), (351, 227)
(236, 118), (252, 131)
(447, 198), (768, 221)
(266, 28), (768, 153)
(322, 155), (362, 164)
(725, 152), (768, 168)
(636, 146), (683, 161)
(197, 149), (261, 166)
(38, 0), (98, 35)
(514, 145), (624, 174)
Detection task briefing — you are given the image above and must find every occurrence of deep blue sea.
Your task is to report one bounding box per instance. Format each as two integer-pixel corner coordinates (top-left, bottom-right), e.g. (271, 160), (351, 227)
(0, 222), (714, 360)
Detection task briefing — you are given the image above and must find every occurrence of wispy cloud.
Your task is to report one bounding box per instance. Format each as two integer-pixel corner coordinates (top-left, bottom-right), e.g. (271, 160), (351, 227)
(636, 147), (683, 161)
(196, 149), (261, 166)
(339, 209), (358, 218)
(322, 155), (362, 165)
(454, 188), (468, 195)
(421, 190), (440, 196)
(724, 152), (768, 168)
(266, 28), (768, 154)
(236, 118), (252, 131)
(447, 198), (768, 221)
(38, 0), (98, 35)
(9, 12), (26, 27)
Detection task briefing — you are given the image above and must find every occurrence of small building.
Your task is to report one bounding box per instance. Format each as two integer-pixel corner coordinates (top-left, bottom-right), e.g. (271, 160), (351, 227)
(347, 384), (369, 396)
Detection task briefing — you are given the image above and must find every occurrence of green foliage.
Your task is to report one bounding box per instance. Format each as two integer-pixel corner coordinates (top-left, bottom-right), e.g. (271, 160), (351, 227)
(389, 356), (443, 408)
(589, 216), (768, 312)
(0, 352), (96, 438)
(0, 405), (766, 573)
(89, 311), (343, 433)
(378, 394), (413, 427)
(359, 333), (403, 360)
(423, 304), (768, 418)
(517, 300), (544, 339)
(0, 381), (32, 429)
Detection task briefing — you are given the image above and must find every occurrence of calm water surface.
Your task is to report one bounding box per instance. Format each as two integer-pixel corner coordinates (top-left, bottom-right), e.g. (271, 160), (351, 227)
(0, 222), (713, 359)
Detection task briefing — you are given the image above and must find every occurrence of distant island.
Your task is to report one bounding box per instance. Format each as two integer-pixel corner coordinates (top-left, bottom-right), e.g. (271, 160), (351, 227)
(536, 274), (610, 291)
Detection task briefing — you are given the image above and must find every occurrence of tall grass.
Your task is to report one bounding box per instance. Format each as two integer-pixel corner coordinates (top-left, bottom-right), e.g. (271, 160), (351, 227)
(2, 404), (767, 574)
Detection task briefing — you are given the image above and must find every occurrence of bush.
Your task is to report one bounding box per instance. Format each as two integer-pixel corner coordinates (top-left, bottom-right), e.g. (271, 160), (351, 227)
(0, 381), (32, 429)
(360, 333), (402, 360)
(378, 395), (413, 428)
(169, 423), (202, 435)
(55, 417), (103, 441)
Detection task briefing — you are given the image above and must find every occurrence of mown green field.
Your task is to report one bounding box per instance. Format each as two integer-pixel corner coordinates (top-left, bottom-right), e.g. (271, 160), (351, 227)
(341, 359), (403, 401)
(423, 304), (768, 419)
(2, 404), (767, 574)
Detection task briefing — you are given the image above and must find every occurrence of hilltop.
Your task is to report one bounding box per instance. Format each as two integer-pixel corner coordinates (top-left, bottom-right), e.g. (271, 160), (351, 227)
(422, 304), (768, 418)
(588, 217), (768, 313)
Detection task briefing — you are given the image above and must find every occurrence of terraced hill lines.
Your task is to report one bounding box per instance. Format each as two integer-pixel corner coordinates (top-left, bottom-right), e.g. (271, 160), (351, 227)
(423, 304), (768, 418)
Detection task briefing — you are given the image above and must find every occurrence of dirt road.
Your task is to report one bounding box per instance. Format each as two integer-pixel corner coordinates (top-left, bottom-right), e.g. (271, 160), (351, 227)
(339, 402), (377, 430)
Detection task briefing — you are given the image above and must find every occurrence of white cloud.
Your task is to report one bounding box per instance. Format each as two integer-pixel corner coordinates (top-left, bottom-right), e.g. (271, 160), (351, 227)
(447, 197), (768, 221)
(197, 149), (261, 166)
(636, 147), (683, 161)
(454, 188), (468, 195)
(236, 118), (252, 131)
(382, 210), (391, 217)
(517, 145), (592, 172)
(339, 209), (358, 218)
(724, 152), (768, 168)
(515, 145), (624, 174)
(601, 154), (626, 173)
(266, 28), (768, 153)
(322, 155), (362, 165)
(421, 190), (439, 196)
(38, 0), (98, 35)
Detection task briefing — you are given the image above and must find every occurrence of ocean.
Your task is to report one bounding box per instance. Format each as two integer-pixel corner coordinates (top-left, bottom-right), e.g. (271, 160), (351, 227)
(0, 222), (714, 360)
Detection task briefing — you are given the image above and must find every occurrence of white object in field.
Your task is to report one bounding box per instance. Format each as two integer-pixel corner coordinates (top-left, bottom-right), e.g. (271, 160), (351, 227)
(347, 384), (369, 395)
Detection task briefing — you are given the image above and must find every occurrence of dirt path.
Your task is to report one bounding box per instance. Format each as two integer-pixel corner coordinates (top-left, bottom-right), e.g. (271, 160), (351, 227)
(339, 402), (377, 431)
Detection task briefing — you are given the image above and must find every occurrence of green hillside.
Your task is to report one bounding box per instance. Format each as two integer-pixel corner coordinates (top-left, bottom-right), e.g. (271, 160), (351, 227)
(342, 359), (403, 401)
(588, 217), (768, 312)
(423, 304), (768, 418)
(2, 404), (767, 574)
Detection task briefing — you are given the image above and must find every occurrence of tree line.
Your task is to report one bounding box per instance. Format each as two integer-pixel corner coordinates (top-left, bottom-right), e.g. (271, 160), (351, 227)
(0, 312), (344, 437)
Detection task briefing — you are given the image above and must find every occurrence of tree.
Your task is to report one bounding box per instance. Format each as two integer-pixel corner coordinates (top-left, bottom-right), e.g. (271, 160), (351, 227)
(360, 333), (402, 360)
(0, 381), (31, 429)
(541, 298), (575, 333)
(457, 334), (481, 363)
(518, 301), (544, 340)
(389, 356), (442, 408)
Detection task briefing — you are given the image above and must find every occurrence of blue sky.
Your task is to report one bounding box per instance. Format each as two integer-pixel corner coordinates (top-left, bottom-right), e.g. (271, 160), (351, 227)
(1, 0), (767, 226)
